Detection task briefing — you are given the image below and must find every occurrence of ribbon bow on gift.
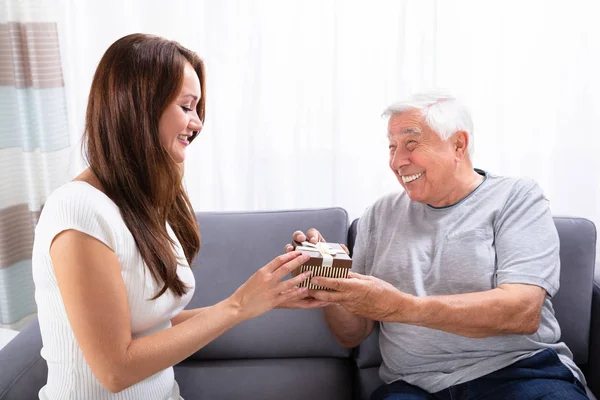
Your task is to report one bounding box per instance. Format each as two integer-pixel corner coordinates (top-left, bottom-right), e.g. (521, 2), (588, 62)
(295, 241), (342, 268)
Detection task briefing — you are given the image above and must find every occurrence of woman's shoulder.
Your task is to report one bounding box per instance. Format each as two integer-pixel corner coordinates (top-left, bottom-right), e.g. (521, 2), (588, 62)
(36, 181), (123, 250)
(43, 181), (120, 219)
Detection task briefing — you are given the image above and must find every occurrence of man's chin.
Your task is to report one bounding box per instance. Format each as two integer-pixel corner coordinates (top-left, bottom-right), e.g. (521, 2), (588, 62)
(404, 190), (425, 204)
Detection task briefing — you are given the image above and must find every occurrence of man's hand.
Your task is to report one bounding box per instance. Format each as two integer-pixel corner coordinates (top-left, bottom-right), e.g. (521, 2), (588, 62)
(309, 272), (413, 322)
(284, 229), (349, 255)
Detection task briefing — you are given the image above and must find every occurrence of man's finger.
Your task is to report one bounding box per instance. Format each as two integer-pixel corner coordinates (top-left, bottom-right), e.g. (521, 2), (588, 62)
(340, 244), (350, 255)
(292, 230), (307, 242)
(310, 276), (348, 291)
(347, 272), (372, 280)
(306, 228), (323, 244)
(284, 244), (294, 253)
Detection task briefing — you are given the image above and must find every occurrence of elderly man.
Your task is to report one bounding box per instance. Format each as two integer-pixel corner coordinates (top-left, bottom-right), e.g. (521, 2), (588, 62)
(286, 91), (588, 399)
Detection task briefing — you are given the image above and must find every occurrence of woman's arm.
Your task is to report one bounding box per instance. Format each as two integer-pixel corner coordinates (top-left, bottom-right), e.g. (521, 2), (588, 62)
(51, 230), (311, 393)
(170, 309), (201, 326)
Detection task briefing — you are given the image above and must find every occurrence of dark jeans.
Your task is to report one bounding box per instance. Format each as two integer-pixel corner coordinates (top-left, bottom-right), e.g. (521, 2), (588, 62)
(371, 349), (589, 400)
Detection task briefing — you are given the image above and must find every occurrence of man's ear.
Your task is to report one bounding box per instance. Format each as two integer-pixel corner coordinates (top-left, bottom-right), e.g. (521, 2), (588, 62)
(453, 131), (469, 159)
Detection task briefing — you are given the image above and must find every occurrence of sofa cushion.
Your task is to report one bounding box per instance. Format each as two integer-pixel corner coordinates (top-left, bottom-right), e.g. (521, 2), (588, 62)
(355, 366), (383, 400)
(175, 358), (353, 400)
(187, 208), (352, 360)
(0, 320), (46, 400)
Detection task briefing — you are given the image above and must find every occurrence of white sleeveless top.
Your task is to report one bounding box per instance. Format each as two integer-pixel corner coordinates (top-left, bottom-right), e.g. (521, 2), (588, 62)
(32, 181), (195, 400)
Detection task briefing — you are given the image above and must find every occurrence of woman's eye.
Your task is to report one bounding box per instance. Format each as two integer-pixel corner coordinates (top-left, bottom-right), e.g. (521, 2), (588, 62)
(180, 106), (193, 112)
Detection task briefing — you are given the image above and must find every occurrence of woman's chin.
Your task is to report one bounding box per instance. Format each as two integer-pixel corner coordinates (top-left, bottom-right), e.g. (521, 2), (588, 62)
(169, 151), (186, 164)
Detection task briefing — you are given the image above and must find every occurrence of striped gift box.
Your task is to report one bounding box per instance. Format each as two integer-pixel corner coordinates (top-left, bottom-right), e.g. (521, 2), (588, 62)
(291, 241), (352, 290)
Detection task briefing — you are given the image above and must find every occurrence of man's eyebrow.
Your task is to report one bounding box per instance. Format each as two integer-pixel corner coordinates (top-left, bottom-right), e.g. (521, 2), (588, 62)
(388, 127), (422, 138)
(400, 127), (422, 135)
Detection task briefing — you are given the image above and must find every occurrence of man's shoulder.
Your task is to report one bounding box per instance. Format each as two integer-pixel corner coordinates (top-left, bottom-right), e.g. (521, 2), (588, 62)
(480, 172), (549, 218)
(484, 172), (542, 198)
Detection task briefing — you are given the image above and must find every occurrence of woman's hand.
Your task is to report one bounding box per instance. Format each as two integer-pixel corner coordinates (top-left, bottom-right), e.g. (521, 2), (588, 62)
(276, 289), (331, 309)
(228, 251), (313, 321)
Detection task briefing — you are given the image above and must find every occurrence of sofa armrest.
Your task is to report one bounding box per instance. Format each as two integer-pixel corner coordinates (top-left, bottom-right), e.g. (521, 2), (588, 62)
(588, 267), (600, 398)
(0, 319), (46, 400)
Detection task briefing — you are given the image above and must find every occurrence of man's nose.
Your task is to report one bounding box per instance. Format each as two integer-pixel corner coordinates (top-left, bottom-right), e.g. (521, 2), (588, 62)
(390, 148), (409, 170)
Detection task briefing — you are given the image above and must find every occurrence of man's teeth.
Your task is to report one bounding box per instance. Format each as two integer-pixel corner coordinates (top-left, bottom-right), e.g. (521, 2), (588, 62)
(401, 171), (424, 183)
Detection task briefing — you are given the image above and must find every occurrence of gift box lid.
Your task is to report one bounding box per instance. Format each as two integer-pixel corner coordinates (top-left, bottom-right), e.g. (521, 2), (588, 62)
(292, 240), (352, 269)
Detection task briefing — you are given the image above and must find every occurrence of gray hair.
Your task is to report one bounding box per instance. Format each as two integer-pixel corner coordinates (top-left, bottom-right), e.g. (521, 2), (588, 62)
(383, 90), (475, 156)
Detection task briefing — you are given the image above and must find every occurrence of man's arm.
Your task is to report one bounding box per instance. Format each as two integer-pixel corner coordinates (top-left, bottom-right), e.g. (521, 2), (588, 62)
(396, 283), (546, 338)
(323, 304), (375, 348)
(310, 274), (546, 339)
(312, 179), (556, 339)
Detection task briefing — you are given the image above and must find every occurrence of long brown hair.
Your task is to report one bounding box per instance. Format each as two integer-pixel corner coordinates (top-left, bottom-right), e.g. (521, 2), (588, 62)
(83, 34), (204, 299)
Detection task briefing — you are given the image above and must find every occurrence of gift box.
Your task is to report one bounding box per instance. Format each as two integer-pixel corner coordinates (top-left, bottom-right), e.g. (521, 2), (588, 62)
(291, 240), (352, 290)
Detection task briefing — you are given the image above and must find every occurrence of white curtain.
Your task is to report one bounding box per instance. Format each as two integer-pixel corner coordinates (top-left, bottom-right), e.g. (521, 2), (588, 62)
(0, 0), (71, 329)
(56, 0), (600, 260)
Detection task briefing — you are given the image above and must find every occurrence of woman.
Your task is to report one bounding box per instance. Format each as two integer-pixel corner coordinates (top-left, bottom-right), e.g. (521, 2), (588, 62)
(32, 34), (321, 400)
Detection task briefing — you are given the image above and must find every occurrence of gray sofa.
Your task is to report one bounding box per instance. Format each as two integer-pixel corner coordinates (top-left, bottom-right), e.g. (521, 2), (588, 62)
(0, 208), (598, 399)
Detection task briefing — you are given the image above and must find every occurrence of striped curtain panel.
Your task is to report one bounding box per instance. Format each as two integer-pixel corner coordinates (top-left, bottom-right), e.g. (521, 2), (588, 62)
(0, 1), (70, 330)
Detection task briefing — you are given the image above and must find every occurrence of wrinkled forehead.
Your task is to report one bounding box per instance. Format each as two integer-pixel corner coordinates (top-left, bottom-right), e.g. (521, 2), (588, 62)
(387, 110), (425, 139)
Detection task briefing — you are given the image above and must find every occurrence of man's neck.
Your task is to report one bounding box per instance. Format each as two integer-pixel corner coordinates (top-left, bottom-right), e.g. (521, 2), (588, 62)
(429, 167), (484, 208)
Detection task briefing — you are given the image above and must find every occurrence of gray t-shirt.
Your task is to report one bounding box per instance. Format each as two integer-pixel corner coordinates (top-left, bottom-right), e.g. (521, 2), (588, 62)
(352, 169), (584, 393)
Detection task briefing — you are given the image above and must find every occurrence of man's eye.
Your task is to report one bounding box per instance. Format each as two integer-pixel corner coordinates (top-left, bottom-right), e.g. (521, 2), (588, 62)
(180, 106), (193, 112)
(406, 140), (417, 149)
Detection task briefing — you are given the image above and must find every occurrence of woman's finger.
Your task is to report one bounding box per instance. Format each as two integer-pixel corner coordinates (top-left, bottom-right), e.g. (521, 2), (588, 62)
(263, 251), (303, 273)
(272, 252), (309, 280)
(279, 271), (312, 292)
(277, 286), (309, 305)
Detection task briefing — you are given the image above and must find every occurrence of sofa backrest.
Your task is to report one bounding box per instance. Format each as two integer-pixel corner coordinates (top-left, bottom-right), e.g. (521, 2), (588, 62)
(552, 217), (597, 364)
(348, 216), (598, 366)
(186, 208), (351, 361)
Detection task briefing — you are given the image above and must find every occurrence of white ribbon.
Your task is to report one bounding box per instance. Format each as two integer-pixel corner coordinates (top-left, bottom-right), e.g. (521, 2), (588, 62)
(295, 241), (341, 268)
